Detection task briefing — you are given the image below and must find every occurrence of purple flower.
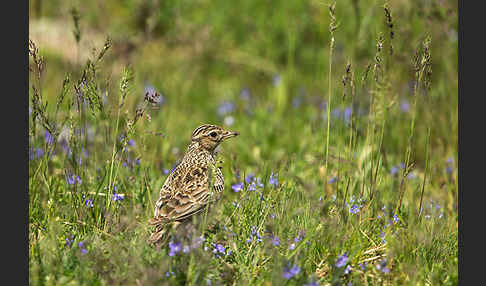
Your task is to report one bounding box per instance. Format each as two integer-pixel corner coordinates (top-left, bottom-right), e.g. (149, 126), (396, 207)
(269, 172), (279, 187)
(247, 226), (263, 243)
(390, 166), (399, 175)
(84, 198), (93, 208)
(328, 176), (337, 184)
(336, 253), (348, 268)
(282, 264), (300, 279)
(212, 243), (229, 258)
(344, 265), (352, 274)
(343, 107), (353, 122)
(273, 74), (282, 86)
(407, 172), (417, 179)
(240, 88), (250, 100)
(128, 139), (136, 148)
(217, 101), (234, 116)
(400, 99), (410, 113)
(112, 191), (124, 202)
(182, 245), (190, 253)
(245, 173), (255, 184)
(163, 169), (169, 175)
(169, 242), (182, 256)
(66, 174), (82, 186)
(446, 166), (453, 174)
(44, 130), (54, 145)
(294, 231), (305, 243)
(65, 235), (74, 248)
(248, 182), (256, 192)
(272, 236), (280, 246)
(392, 213), (399, 223)
(380, 231), (386, 244)
(191, 236), (205, 249)
(292, 96), (302, 108)
(360, 262), (368, 271)
(349, 204), (360, 214)
(35, 148), (44, 158)
(255, 177), (264, 188)
(288, 243), (296, 250)
(165, 271), (175, 277)
(376, 258), (390, 274)
(232, 182), (243, 192)
(78, 241), (88, 254)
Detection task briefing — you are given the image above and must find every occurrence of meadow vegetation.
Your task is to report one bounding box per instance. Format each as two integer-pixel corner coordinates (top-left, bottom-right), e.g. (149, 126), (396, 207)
(29, 0), (457, 285)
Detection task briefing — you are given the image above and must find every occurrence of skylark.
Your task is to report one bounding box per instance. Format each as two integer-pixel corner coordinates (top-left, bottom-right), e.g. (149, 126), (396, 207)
(148, 124), (239, 246)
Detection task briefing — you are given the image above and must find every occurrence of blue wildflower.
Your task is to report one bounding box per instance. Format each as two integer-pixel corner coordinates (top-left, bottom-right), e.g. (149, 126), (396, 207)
(84, 198), (93, 208)
(65, 235), (74, 248)
(247, 226), (263, 243)
(217, 101), (234, 116)
(245, 173), (255, 184)
(273, 74), (282, 86)
(343, 107), (353, 122)
(212, 243), (229, 258)
(376, 258), (390, 274)
(165, 271), (175, 277)
(349, 204), (360, 214)
(128, 139), (136, 148)
(294, 231), (305, 243)
(400, 99), (410, 113)
(360, 262), (368, 271)
(344, 265), (352, 274)
(288, 243), (296, 250)
(255, 177), (264, 188)
(113, 191), (124, 202)
(380, 231), (386, 244)
(78, 241), (88, 254)
(392, 213), (399, 223)
(44, 130), (54, 145)
(336, 253), (348, 268)
(272, 236), (280, 246)
(328, 176), (337, 184)
(35, 148), (44, 158)
(66, 174), (82, 186)
(269, 172), (279, 187)
(446, 166), (453, 174)
(282, 264), (300, 279)
(232, 182), (243, 192)
(240, 88), (250, 100)
(168, 242), (182, 256)
(292, 96), (302, 108)
(391, 166), (399, 175)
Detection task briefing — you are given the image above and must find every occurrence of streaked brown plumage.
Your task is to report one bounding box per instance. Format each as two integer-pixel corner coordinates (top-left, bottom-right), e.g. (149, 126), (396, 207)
(148, 124), (239, 246)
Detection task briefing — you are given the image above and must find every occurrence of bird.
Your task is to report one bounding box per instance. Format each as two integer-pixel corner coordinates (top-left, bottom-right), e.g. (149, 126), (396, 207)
(148, 124), (239, 246)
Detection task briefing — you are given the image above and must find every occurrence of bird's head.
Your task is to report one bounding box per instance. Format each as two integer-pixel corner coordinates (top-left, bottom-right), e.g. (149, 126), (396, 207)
(191, 124), (239, 152)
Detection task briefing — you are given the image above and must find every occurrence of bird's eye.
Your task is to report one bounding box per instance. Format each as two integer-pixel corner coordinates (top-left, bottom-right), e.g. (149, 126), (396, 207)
(210, 131), (218, 137)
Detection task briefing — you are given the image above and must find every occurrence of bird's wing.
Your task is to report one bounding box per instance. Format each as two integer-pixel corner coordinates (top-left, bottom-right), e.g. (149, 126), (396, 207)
(153, 160), (215, 223)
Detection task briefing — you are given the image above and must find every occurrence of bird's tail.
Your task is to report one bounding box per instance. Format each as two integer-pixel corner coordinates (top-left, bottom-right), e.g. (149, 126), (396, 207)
(148, 219), (179, 246)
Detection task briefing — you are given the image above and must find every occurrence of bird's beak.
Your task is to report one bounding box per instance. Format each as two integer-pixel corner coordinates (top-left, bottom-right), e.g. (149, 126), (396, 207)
(221, 130), (239, 140)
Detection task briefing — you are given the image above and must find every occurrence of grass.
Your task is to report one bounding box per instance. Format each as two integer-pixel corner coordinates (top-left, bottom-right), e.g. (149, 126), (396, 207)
(29, 0), (457, 285)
